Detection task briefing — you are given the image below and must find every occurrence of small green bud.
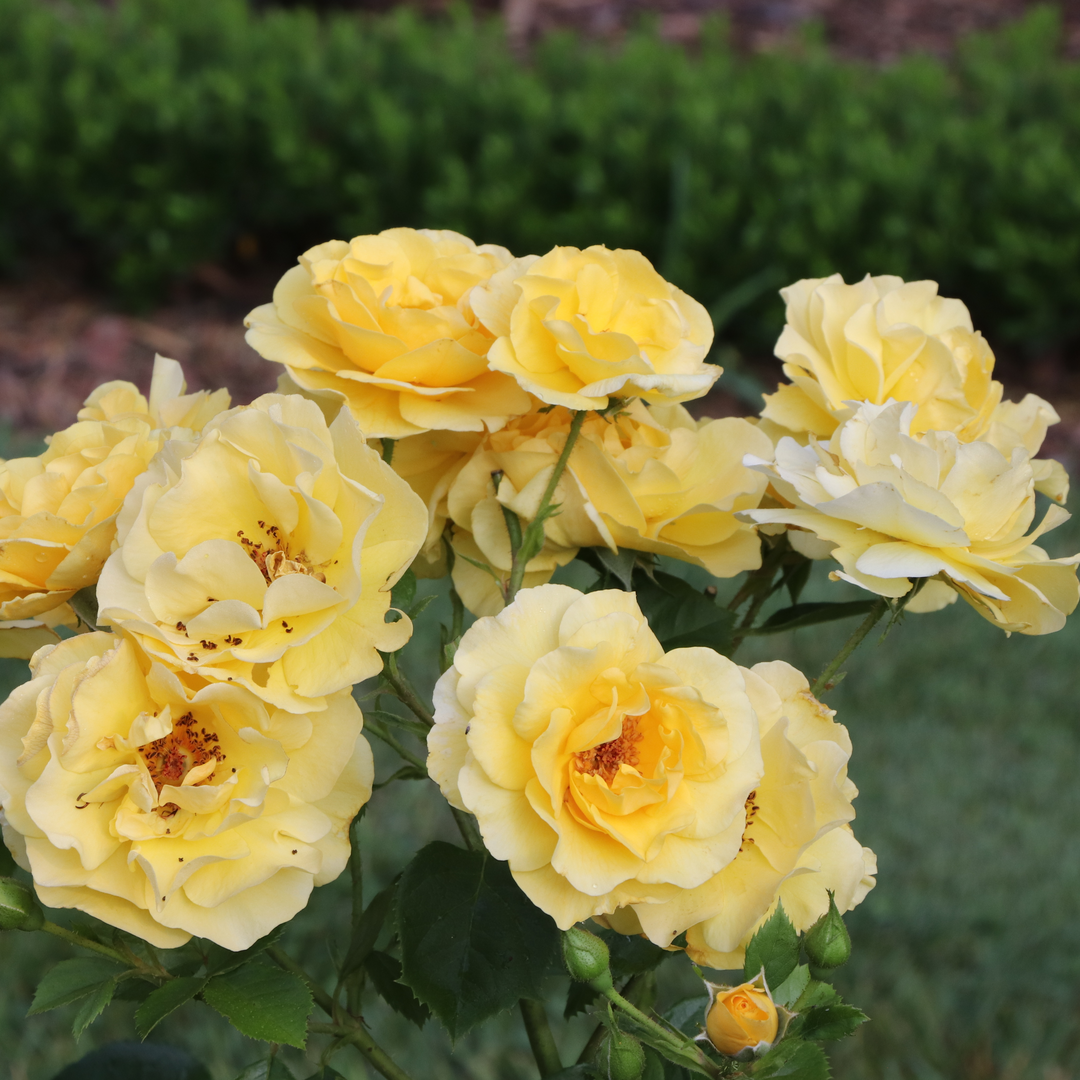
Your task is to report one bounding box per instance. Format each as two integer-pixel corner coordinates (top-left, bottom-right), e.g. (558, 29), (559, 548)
(0, 877), (44, 931)
(595, 1029), (646, 1080)
(562, 926), (613, 990)
(803, 891), (851, 970)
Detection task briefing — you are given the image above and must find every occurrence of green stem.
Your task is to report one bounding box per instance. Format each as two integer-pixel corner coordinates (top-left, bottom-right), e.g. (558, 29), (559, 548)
(505, 409), (587, 604)
(382, 651), (434, 727)
(727, 542), (791, 656)
(310, 1022), (416, 1080)
(41, 920), (132, 967)
(809, 597), (888, 697)
(268, 945), (337, 1019)
(364, 716), (427, 771)
(381, 438), (395, 466)
(577, 972), (647, 1065)
(520, 997), (563, 1076)
(451, 806), (483, 851)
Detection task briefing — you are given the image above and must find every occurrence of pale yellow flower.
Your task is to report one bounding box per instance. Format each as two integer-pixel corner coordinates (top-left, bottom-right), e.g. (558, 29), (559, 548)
(745, 400), (1080, 635)
(0, 358), (228, 654)
(97, 394), (427, 712)
(601, 662), (875, 968)
(471, 246), (719, 411)
(244, 228), (532, 439)
(400, 400), (770, 616)
(761, 275), (1067, 502)
(0, 633), (371, 950)
(427, 585), (764, 930)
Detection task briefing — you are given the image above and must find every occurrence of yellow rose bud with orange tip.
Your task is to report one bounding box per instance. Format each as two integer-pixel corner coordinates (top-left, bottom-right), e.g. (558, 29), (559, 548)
(704, 977), (779, 1057)
(97, 393), (427, 713)
(243, 228), (532, 439)
(471, 245), (719, 411)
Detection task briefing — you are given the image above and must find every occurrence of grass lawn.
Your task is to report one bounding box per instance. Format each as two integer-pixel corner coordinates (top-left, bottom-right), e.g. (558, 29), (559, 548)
(1, 491), (1078, 1079)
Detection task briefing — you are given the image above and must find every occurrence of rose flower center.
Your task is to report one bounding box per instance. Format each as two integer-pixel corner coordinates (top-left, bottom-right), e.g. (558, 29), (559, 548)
(573, 717), (643, 783)
(141, 712), (226, 816)
(236, 522), (327, 584)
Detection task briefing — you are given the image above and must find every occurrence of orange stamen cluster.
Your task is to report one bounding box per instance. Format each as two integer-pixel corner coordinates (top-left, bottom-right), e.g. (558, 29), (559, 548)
(141, 712), (225, 817)
(739, 790), (760, 852)
(574, 717), (643, 783)
(237, 523), (326, 585)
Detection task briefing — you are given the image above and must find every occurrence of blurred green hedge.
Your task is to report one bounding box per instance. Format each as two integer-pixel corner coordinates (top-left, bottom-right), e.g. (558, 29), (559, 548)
(3, 0), (1080, 355)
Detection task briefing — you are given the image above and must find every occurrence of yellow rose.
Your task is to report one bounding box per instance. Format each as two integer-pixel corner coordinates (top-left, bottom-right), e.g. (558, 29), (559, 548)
(745, 400), (1080, 635)
(402, 400), (771, 616)
(0, 357), (228, 653)
(97, 393), (427, 712)
(761, 274), (1067, 501)
(426, 585), (764, 929)
(601, 662), (875, 967)
(704, 979), (778, 1057)
(0, 633), (371, 949)
(471, 246), (719, 411)
(243, 228), (532, 439)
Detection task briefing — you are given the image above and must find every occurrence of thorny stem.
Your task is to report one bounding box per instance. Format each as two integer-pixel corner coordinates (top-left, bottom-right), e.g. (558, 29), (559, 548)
(504, 409), (587, 604)
(382, 650), (434, 727)
(727, 542), (793, 656)
(310, 1022), (417, 1080)
(810, 598), (888, 697)
(577, 972), (648, 1065)
(451, 806), (483, 851)
(41, 920), (140, 969)
(520, 997), (563, 1076)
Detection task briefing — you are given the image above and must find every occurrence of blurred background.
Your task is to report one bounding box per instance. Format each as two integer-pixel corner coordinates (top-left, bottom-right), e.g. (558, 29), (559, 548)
(3, 1), (1080, 1077)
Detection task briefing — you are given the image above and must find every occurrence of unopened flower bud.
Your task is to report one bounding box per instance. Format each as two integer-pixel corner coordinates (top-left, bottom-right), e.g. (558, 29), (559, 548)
(704, 980), (778, 1058)
(595, 1029), (646, 1080)
(804, 891), (851, 970)
(562, 926), (613, 990)
(0, 877), (44, 931)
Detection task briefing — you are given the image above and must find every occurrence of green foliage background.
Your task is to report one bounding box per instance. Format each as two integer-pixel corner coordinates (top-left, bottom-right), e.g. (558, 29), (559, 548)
(2, 481), (1080, 1078)
(4, 0), (1080, 357)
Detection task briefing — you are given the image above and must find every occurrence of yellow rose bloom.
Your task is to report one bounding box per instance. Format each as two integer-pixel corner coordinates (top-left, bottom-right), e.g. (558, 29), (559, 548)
(426, 585), (764, 930)
(0, 633), (371, 950)
(97, 393), (427, 712)
(471, 246), (719, 411)
(761, 274), (1067, 501)
(704, 979), (779, 1057)
(600, 662), (875, 967)
(745, 400), (1080, 635)
(243, 228), (532, 439)
(401, 400), (771, 616)
(0, 358), (229, 655)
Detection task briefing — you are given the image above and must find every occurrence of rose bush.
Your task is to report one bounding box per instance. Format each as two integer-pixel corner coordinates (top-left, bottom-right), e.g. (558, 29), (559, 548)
(0, 633), (371, 949)
(97, 393), (427, 712)
(761, 274), (1068, 501)
(244, 228), (531, 439)
(746, 400), (1080, 634)
(471, 246), (719, 411)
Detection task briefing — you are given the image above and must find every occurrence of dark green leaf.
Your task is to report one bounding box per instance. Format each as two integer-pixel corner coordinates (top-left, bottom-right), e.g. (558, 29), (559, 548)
(366, 949), (430, 1027)
(664, 995), (708, 1038)
(205, 926), (284, 977)
(795, 1003), (868, 1042)
(52, 1042), (211, 1080)
(72, 976), (117, 1038)
(644, 1045), (689, 1080)
(303, 1069), (347, 1080)
(752, 1038), (831, 1079)
(597, 927), (670, 979)
(0, 836), (16, 876)
(592, 547), (639, 589)
(635, 572), (736, 653)
(792, 980), (839, 1013)
(743, 903), (800, 990)
(234, 1059), (297, 1080)
(341, 883), (396, 980)
(784, 560), (812, 605)
(391, 569), (417, 611)
(113, 978), (156, 1003)
(771, 964), (810, 1009)
(29, 957), (123, 1015)
(396, 841), (561, 1038)
(202, 961), (312, 1048)
(748, 601), (877, 636)
(136, 976), (208, 1038)
(563, 979), (598, 1020)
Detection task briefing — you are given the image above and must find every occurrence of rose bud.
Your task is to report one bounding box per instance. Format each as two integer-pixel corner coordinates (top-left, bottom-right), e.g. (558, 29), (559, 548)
(595, 1029), (646, 1080)
(562, 926), (613, 990)
(704, 978), (779, 1058)
(804, 890), (852, 970)
(0, 877), (44, 932)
